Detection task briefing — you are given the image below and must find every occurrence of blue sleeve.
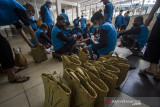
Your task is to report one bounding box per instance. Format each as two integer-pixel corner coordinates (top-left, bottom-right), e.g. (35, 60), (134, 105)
(89, 45), (92, 51)
(97, 38), (100, 42)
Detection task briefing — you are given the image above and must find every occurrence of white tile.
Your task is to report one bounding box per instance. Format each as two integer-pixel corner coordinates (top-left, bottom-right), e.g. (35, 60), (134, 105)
(0, 93), (29, 107)
(0, 76), (24, 103)
(26, 84), (45, 107)
(22, 68), (49, 91)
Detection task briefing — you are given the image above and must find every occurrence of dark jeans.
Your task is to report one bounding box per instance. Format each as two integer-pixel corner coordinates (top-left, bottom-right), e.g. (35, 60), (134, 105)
(47, 25), (53, 39)
(55, 40), (76, 54)
(0, 34), (15, 69)
(143, 19), (160, 64)
(121, 25), (127, 30)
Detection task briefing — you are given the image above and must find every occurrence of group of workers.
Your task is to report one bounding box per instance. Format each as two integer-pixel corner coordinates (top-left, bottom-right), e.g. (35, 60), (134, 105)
(0, 0), (160, 83)
(115, 10), (130, 31)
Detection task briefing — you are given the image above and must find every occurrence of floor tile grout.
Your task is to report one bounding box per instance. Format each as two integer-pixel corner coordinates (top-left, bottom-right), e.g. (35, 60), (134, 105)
(24, 82), (43, 92)
(22, 83), (31, 107)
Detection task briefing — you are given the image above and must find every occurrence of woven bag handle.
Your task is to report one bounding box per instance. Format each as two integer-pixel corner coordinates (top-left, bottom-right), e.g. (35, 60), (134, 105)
(75, 67), (91, 81)
(52, 71), (63, 83)
(109, 51), (119, 57)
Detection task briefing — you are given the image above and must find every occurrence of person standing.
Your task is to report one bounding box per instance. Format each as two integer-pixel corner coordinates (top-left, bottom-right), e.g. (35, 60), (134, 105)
(121, 11), (130, 30)
(139, 0), (160, 81)
(73, 17), (80, 25)
(80, 15), (86, 28)
(40, 0), (54, 38)
(115, 10), (123, 31)
(101, 0), (114, 23)
(0, 1), (42, 83)
(60, 9), (69, 22)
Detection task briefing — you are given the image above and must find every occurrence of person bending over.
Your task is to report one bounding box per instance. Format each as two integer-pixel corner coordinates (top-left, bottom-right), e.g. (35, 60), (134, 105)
(0, 1), (43, 83)
(51, 16), (76, 54)
(83, 11), (117, 59)
(82, 23), (91, 39)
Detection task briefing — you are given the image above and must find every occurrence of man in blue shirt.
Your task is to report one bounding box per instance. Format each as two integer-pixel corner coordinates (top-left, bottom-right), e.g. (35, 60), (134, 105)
(101, 0), (114, 23)
(40, 0), (54, 38)
(83, 11), (117, 59)
(62, 22), (74, 37)
(30, 23), (51, 47)
(115, 10), (123, 31)
(51, 16), (77, 54)
(0, 1), (42, 83)
(80, 15), (86, 28)
(118, 16), (149, 52)
(60, 9), (69, 22)
(121, 11), (130, 30)
(73, 17), (80, 25)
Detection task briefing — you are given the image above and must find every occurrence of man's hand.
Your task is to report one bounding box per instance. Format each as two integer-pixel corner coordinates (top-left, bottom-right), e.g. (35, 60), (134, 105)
(144, 15), (154, 27)
(37, 43), (44, 49)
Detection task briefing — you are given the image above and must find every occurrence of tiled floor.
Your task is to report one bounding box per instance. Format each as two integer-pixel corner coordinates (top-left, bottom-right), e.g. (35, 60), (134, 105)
(0, 36), (159, 107)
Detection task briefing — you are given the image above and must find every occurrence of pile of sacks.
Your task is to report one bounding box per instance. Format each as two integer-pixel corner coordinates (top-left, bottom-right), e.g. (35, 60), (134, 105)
(41, 48), (130, 107)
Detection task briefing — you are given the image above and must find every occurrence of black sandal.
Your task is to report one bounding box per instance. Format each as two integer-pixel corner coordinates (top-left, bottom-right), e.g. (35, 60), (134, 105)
(10, 76), (30, 83)
(15, 66), (27, 73)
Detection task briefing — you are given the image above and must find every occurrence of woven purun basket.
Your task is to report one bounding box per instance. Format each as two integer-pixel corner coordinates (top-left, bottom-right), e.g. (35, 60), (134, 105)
(64, 68), (97, 107)
(13, 48), (28, 67)
(41, 73), (71, 107)
(95, 66), (118, 97)
(31, 47), (48, 63)
(61, 55), (82, 70)
(106, 62), (130, 88)
(78, 48), (89, 64)
(99, 51), (127, 64)
(76, 67), (109, 107)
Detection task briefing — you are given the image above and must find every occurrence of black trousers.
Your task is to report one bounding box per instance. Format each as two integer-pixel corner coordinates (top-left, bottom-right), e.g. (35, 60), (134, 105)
(0, 34), (15, 69)
(121, 25), (127, 30)
(143, 19), (160, 64)
(55, 40), (76, 54)
(47, 25), (53, 39)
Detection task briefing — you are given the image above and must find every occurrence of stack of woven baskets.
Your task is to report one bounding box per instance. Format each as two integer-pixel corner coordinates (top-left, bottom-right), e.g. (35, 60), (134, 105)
(41, 49), (130, 107)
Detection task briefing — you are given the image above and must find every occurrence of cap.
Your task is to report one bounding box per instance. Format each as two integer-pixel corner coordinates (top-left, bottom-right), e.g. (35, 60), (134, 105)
(57, 15), (66, 21)
(46, 0), (52, 3)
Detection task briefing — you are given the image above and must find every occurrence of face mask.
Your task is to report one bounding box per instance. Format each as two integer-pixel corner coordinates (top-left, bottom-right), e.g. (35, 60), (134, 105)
(93, 25), (100, 29)
(48, 5), (51, 8)
(65, 28), (69, 30)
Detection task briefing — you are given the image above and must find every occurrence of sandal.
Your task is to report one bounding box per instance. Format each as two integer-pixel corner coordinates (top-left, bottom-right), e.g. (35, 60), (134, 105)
(10, 76), (30, 83)
(139, 68), (158, 76)
(15, 66), (27, 73)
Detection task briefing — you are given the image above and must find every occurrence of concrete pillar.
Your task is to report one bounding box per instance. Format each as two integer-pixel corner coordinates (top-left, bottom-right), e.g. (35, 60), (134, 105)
(77, 3), (81, 17)
(56, 0), (61, 15)
(33, 0), (39, 19)
(141, 0), (145, 15)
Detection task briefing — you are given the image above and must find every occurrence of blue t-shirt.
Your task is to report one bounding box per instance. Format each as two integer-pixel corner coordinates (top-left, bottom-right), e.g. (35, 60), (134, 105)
(30, 16), (37, 30)
(80, 18), (86, 28)
(104, 2), (113, 23)
(30, 29), (44, 46)
(60, 13), (69, 22)
(115, 15), (123, 26)
(157, 14), (160, 18)
(0, 0), (29, 26)
(73, 19), (79, 25)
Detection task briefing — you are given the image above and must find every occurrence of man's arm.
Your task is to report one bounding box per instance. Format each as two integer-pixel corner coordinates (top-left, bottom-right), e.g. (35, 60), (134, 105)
(56, 32), (75, 43)
(40, 6), (46, 23)
(40, 32), (52, 44)
(145, 0), (160, 26)
(119, 27), (141, 36)
(104, 5), (109, 21)
(115, 16), (118, 25)
(14, 8), (42, 48)
(89, 29), (108, 51)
